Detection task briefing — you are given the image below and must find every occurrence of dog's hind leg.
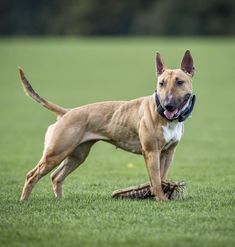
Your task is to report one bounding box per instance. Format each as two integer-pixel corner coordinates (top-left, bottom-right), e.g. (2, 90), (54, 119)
(20, 119), (87, 201)
(51, 141), (95, 198)
(20, 154), (63, 201)
(20, 144), (79, 201)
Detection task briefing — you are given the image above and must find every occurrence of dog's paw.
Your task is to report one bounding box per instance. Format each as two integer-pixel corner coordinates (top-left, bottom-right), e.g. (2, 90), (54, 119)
(155, 194), (169, 201)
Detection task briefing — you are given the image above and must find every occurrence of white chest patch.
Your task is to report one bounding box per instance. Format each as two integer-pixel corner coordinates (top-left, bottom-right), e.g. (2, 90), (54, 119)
(162, 121), (184, 150)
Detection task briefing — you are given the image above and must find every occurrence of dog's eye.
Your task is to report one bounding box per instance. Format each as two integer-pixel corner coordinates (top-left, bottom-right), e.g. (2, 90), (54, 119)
(159, 81), (165, 87)
(176, 80), (184, 86)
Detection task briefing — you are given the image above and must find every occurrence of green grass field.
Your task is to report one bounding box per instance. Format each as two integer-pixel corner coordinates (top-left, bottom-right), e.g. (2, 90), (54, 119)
(0, 38), (234, 247)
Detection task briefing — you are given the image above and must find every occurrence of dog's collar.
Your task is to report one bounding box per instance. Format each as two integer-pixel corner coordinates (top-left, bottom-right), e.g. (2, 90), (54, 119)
(154, 91), (196, 122)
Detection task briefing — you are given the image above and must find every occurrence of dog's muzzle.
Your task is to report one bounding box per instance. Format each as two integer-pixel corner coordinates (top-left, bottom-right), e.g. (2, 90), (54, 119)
(154, 92), (196, 122)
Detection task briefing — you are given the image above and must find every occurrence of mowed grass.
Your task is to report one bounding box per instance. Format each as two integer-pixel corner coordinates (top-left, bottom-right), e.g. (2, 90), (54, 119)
(0, 37), (234, 247)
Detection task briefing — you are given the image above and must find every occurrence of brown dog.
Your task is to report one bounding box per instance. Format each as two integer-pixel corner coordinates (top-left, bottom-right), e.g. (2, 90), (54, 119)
(19, 50), (195, 201)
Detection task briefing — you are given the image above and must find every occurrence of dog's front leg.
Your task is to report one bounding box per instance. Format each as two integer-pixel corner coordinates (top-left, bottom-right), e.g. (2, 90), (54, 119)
(160, 144), (177, 181)
(139, 120), (168, 201)
(142, 149), (168, 201)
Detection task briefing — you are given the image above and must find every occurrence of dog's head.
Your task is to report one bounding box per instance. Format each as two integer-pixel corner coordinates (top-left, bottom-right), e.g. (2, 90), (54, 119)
(155, 50), (195, 120)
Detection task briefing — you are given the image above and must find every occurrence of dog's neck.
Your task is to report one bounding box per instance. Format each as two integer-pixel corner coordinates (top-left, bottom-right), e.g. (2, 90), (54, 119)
(153, 91), (196, 122)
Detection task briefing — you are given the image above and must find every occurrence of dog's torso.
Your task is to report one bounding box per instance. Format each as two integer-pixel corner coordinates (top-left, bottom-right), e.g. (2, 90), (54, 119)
(51, 94), (183, 155)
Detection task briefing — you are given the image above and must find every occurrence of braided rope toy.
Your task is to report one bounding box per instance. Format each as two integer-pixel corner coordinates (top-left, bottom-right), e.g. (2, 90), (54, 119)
(112, 180), (186, 200)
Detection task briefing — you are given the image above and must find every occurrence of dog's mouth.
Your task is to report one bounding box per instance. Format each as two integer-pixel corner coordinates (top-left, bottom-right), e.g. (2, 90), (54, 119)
(164, 95), (191, 120)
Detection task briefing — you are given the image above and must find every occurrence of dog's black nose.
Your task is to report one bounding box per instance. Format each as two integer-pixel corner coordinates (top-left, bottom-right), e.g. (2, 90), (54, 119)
(164, 103), (175, 112)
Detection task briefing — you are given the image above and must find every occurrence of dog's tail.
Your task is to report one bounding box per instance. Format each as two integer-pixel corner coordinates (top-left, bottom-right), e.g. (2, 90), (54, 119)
(18, 68), (68, 118)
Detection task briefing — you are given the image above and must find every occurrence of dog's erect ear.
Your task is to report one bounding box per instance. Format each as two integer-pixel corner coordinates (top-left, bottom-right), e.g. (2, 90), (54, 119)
(156, 52), (165, 75)
(181, 50), (195, 77)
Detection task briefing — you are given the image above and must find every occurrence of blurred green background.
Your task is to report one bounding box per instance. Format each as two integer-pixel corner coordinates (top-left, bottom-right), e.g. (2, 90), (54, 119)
(0, 37), (234, 247)
(1, 0), (235, 36)
(0, 1), (235, 247)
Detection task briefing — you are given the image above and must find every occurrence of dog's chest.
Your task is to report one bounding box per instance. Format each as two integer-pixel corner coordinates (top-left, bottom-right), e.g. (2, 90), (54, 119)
(162, 121), (184, 150)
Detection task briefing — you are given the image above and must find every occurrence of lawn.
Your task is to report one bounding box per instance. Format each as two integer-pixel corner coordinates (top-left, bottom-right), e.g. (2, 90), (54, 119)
(0, 37), (234, 247)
